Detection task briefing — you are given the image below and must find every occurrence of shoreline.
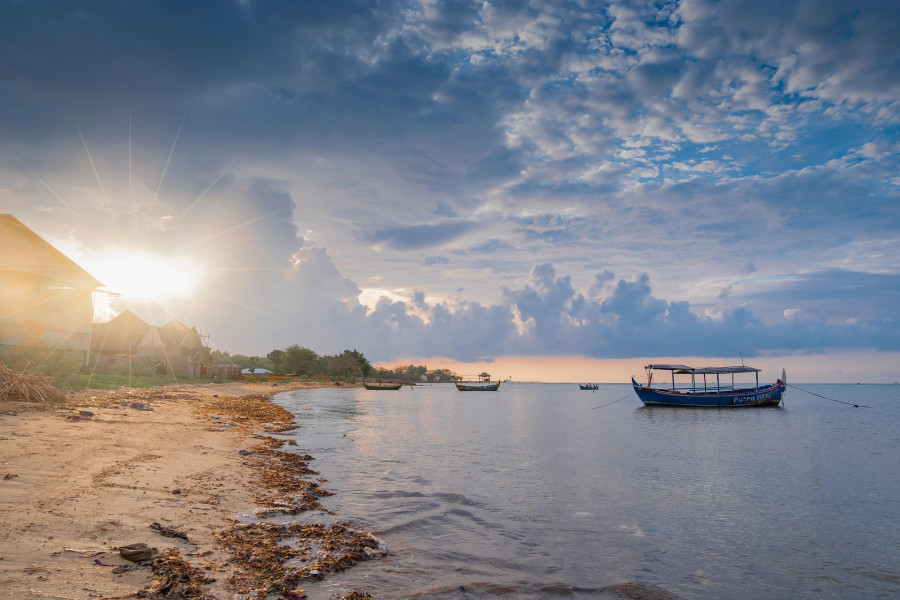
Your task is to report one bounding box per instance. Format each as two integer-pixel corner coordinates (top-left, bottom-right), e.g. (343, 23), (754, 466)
(0, 379), (376, 599)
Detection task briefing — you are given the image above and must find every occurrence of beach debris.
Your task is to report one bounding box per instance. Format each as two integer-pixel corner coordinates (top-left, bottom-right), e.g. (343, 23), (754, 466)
(142, 548), (216, 599)
(216, 521), (382, 592)
(3, 473), (17, 480)
(79, 410), (95, 417)
(247, 439), (333, 513)
(343, 592), (372, 600)
(119, 543), (160, 563)
(195, 388), (385, 596)
(150, 521), (191, 542)
(22, 564), (48, 574)
(129, 402), (153, 411)
(112, 563), (141, 574)
(198, 393), (297, 433)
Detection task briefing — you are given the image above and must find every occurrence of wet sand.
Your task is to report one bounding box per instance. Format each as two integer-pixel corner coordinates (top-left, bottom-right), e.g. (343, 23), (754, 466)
(0, 379), (372, 599)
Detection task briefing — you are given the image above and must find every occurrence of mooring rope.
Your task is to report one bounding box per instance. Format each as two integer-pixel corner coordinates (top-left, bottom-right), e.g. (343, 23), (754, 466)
(786, 383), (869, 408)
(592, 391), (634, 409)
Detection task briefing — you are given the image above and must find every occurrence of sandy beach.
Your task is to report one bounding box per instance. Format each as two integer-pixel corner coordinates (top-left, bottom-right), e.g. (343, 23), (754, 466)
(0, 379), (375, 600)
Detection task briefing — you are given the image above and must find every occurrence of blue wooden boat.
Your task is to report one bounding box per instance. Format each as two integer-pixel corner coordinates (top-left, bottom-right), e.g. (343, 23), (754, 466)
(580, 383), (599, 390)
(455, 381), (500, 391)
(632, 364), (785, 407)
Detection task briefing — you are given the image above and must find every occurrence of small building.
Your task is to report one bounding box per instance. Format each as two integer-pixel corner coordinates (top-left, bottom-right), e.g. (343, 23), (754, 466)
(0, 214), (103, 365)
(208, 363), (242, 380)
(91, 310), (209, 377)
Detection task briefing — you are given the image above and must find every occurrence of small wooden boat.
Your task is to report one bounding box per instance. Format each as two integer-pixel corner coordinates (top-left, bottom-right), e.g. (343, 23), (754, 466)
(579, 383), (599, 390)
(364, 382), (403, 390)
(455, 381), (500, 391)
(632, 364), (785, 407)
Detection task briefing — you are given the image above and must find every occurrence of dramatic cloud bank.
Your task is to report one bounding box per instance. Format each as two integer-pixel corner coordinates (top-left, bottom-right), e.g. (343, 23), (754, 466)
(1, 0), (897, 372)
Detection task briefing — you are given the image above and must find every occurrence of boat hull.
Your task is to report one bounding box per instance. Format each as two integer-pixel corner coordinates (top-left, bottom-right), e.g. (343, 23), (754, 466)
(455, 382), (500, 391)
(364, 383), (402, 390)
(632, 378), (784, 407)
(580, 384), (599, 390)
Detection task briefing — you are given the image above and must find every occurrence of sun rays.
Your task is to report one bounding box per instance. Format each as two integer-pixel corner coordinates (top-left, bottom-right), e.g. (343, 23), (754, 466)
(88, 251), (200, 301)
(18, 116), (297, 328)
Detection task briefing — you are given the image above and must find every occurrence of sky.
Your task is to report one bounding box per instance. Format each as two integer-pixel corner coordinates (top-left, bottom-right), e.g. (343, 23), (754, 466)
(1, 0), (898, 382)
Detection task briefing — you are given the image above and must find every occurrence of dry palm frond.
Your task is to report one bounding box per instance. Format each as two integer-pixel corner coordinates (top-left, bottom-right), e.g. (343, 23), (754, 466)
(0, 362), (61, 403)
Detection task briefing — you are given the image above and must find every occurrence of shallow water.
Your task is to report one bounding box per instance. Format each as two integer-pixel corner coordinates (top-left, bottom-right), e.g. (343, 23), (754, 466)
(272, 383), (900, 599)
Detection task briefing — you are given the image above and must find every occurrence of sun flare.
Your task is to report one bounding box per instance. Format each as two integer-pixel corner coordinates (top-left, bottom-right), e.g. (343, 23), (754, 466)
(89, 251), (201, 301)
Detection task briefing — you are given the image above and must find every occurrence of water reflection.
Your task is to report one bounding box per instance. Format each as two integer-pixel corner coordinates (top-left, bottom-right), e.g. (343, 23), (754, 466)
(272, 384), (900, 599)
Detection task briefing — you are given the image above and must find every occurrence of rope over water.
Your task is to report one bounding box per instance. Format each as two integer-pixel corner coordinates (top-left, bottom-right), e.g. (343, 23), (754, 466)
(786, 383), (869, 408)
(593, 391), (634, 409)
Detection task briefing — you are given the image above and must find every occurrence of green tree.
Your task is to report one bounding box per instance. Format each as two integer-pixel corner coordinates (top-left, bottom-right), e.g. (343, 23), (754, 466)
(405, 364), (427, 381)
(230, 353), (252, 368)
(348, 349), (372, 378)
(283, 345), (320, 376)
(429, 368), (458, 382)
(267, 349), (285, 372)
(209, 349), (231, 364)
(327, 350), (357, 377)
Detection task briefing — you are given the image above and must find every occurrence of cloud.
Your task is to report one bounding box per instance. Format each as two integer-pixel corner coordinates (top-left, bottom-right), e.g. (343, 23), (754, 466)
(2, 0), (898, 375)
(194, 245), (900, 360)
(362, 221), (480, 250)
(469, 238), (514, 254)
(729, 268), (900, 323)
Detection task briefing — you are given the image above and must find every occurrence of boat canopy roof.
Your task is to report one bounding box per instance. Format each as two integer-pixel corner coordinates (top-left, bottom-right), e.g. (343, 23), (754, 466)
(645, 364), (761, 374)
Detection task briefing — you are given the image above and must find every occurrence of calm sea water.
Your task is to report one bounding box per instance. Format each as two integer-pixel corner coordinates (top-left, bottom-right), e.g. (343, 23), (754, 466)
(271, 383), (900, 599)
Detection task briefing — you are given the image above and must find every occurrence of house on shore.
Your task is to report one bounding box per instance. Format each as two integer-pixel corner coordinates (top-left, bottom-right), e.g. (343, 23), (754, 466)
(0, 214), (103, 365)
(2, 213), (222, 377)
(91, 310), (210, 377)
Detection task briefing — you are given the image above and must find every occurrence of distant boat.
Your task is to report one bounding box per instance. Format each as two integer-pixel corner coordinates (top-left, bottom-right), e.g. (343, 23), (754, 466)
(455, 381), (501, 391)
(579, 383), (599, 390)
(632, 364), (786, 407)
(364, 382), (403, 390)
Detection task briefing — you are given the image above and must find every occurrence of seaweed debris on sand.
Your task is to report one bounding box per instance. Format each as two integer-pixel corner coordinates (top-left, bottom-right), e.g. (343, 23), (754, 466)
(199, 391), (387, 597)
(0, 379), (382, 600)
(217, 522), (383, 594)
(141, 548), (217, 599)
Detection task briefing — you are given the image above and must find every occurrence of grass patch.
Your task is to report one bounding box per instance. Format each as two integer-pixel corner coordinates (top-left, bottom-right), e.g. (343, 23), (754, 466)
(53, 373), (219, 391)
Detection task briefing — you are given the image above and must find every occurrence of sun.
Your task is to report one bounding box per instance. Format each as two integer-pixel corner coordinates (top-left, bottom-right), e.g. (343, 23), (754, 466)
(89, 250), (201, 301)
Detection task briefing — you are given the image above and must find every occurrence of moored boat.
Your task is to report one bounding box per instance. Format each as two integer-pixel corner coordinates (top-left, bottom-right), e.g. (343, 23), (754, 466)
(364, 382), (403, 390)
(632, 364), (785, 407)
(455, 381), (501, 391)
(580, 383), (599, 390)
